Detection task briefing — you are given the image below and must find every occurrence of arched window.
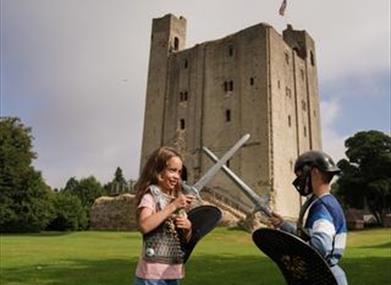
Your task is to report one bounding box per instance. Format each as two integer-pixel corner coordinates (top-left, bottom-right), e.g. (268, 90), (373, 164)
(302, 100), (307, 111)
(225, 110), (231, 122)
(224, 81), (228, 92)
(229, 80), (234, 91)
(224, 81), (234, 92)
(174, 37), (179, 51)
(228, 45), (234, 57)
(180, 119), (185, 129)
(286, 87), (292, 98)
(300, 69), (305, 80)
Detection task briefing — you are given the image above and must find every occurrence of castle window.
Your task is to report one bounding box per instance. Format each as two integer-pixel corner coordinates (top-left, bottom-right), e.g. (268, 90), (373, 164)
(180, 91), (188, 102)
(300, 69), (305, 80)
(174, 37), (179, 51)
(278, 80), (281, 89)
(229, 80), (234, 91)
(228, 45), (234, 57)
(184, 59), (188, 69)
(225, 109), (231, 122)
(250, 77), (254, 85)
(288, 115), (291, 127)
(180, 119), (185, 129)
(224, 80), (234, 92)
(304, 126), (307, 137)
(310, 51), (315, 66)
(285, 52), (290, 65)
(285, 87), (292, 98)
(301, 100), (307, 111)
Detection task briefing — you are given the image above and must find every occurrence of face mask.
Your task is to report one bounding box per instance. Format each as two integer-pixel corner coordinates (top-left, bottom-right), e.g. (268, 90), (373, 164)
(292, 167), (312, 196)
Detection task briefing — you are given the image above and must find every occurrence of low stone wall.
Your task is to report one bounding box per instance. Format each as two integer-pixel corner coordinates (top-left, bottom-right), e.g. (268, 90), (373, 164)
(90, 192), (265, 232)
(90, 194), (138, 231)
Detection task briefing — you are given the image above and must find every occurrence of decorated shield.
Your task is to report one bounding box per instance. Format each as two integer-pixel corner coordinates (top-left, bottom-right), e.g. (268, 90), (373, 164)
(252, 228), (337, 285)
(183, 205), (222, 263)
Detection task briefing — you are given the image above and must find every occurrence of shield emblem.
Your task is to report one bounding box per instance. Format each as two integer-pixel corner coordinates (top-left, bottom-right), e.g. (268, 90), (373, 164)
(183, 205), (222, 263)
(252, 228), (337, 285)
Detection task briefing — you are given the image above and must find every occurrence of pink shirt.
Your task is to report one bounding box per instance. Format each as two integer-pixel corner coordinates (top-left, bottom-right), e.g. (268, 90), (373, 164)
(135, 192), (185, 280)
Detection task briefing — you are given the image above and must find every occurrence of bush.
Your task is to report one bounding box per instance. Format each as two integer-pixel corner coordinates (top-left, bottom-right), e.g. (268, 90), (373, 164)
(47, 192), (88, 231)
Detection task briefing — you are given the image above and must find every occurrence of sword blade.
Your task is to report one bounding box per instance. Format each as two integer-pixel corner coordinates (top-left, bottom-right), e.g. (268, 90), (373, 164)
(202, 146), (272, 217)
(192, 134), (250, 193)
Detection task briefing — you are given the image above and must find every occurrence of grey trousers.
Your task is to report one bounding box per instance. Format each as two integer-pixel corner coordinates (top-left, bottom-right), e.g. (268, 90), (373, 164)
(331, 265), (348, 285)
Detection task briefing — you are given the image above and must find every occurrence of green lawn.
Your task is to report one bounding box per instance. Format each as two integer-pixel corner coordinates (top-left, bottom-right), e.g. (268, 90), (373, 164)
(1, 228), (390, 285)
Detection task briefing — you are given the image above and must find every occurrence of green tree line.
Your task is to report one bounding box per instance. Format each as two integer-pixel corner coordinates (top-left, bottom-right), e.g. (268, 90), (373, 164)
(1, 117), (389, 232)
(0, 117), (133, 232)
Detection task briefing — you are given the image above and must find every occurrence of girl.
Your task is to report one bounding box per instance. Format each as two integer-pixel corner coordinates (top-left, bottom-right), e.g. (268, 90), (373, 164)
(134, 146), (194, 285)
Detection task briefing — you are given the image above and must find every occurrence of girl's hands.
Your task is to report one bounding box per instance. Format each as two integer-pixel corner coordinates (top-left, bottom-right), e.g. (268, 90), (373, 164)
(175, 215), (192, 230)
(175, 214), (192, 241)
(269, 211), (284, 228)
(172, 194), (194, 210)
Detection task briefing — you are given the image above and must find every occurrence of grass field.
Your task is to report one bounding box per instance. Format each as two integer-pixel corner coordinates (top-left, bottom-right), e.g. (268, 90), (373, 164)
(1, 228), (390, 285)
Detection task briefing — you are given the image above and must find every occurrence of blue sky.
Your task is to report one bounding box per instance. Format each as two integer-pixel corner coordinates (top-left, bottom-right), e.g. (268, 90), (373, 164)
(1, 0), (390, 189)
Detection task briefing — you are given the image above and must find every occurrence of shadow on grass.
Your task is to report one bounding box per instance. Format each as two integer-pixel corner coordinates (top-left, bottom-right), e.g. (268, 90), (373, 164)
(184, 254), (285, 285)
(341, 256), (391, 285)
(1, 258), (138, 285)
(2, 255), (390, 285)
(1, 255), (284, 285)
(1, 231), (74, 237)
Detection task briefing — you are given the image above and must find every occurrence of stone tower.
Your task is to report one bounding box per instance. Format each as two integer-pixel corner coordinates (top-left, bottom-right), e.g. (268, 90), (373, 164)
(140, 14), (322, 218)
(140, 15), (187, 163)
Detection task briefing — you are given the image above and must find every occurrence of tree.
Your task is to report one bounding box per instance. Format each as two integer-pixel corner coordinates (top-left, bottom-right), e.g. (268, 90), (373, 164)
(63, 176), (104, 207)
(335, 130), (391, 225)
(0, 117), (54, 232)
(104, 167), (129, 195)
(46, 192), (87, 231)
(62, 176), (105, 227)
(114, 167), (126, 185)
(76, 176), (105, 207)
(63, 177), (79, 192)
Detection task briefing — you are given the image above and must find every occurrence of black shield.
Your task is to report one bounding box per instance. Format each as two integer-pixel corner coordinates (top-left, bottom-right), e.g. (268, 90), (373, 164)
(252, 228), (337, 285)
(183, 205), (222, 263)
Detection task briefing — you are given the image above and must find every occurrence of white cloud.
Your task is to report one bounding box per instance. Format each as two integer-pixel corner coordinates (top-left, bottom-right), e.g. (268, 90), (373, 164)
(320, 99), (348, 162)
(1, 0), (389, 188)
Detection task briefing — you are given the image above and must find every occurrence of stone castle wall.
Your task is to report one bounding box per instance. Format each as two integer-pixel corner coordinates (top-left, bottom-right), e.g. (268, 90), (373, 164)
(140, 14), (322, 219)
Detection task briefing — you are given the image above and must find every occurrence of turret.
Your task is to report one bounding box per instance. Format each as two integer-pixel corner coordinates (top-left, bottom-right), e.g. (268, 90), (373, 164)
(140, 14), (187, 169)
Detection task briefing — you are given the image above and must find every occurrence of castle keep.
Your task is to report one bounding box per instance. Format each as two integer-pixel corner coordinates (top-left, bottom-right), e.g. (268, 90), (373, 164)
(140, 14), (321, 218)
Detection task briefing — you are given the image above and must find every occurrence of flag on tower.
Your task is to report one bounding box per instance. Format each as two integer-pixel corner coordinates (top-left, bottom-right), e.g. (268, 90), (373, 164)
(279, 0), (287, 16)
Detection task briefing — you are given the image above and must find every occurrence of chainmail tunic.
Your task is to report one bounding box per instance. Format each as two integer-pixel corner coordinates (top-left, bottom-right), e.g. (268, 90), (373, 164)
(142, 185), (186, 264)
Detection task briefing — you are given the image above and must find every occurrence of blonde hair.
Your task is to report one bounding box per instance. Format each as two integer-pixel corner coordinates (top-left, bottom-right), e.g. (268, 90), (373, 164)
(135, 146), (183, 205)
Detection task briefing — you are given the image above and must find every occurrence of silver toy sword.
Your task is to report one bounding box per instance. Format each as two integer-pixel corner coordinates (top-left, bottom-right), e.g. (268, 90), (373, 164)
(202, 146), (272, 217)
(181, 134), (250, 198)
